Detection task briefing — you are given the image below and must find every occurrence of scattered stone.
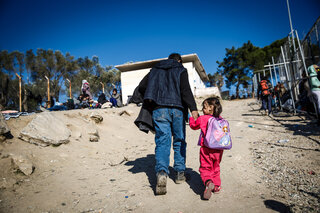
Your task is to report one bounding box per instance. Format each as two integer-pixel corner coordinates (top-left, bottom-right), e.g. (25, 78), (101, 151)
(73, 199), (80, 206)
(109, 156), (128, 166)
(0, 135), (6, 142)
(1, 153), (9, 159)
(90, 112), (103, 124)
(19, 112), (71, 146)
(0, 177), (16, 189)
(74, 131), (82, 140)
(119, 110), (133, 116)
(87, 124), (99, 142)
(59, 153), (68, 158)
(11, 154), (34, 175)
(89, 135), (99, 142)
(87, 124), (98, 135)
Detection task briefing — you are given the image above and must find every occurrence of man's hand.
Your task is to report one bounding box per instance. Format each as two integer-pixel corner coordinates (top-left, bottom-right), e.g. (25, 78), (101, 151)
(191, 110), (199, 120)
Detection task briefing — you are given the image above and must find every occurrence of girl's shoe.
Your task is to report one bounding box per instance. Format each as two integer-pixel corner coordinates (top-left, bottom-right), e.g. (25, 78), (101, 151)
(203, 181), (214, 200)
(213, 185), (221, 194)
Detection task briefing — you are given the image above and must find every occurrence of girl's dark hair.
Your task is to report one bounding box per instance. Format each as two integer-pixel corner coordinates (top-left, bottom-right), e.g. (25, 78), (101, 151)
(204, 96), (222, 117)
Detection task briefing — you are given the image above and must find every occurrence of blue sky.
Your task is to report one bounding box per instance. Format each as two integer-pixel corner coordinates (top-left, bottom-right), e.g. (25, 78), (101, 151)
(0, 0), (319, 79)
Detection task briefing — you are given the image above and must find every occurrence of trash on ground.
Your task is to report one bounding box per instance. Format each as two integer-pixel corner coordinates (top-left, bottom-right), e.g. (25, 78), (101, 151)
(277, 139), (289, 143)
(308, 170), (315, 175)
(248, 125), (254, 128)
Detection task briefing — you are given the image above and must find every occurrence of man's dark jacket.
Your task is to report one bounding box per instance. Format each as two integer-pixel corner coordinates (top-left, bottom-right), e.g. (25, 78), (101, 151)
(132, 59), (197, 133)
(144, 59), (185, 108)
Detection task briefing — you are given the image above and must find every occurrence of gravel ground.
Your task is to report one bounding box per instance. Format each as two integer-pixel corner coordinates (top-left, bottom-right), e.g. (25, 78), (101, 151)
(249, 102), (320, 212)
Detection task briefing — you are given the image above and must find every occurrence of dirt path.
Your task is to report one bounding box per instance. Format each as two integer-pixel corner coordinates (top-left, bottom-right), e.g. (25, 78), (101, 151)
(0, 99), (319, 213)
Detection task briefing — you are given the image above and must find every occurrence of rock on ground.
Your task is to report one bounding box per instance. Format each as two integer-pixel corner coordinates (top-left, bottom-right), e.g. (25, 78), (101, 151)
(11, 154), (34, 176)
(87, 123), (100, 142)
(90, 112), (103, 124)
(0, 113), (10, 135)
(19, 112), (71, 146)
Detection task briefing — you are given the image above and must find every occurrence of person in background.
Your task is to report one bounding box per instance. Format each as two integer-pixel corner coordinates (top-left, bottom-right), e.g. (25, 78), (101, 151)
(257, 77), (272, 116)
(298, 71), (312, 113)
(110, 89), (122, 107)
(308, 65), (320, 125)
(81, 80), (93, 100)
(98, 93), (107, 105)
(80, 94), (92, 109)
(274, 82), (282, 110)
(42, 95), (55, 108)
(316, 64), (320, 81)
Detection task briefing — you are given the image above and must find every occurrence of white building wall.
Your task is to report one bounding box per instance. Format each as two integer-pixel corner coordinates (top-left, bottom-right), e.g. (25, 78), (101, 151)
(193, 67), (206, 89)
(183, 62), (206, 94)
(120, 68), (150, 104)
(120, 61), (207, 104)
(183, 62), (195, 94)
(195, 87), (221, 98)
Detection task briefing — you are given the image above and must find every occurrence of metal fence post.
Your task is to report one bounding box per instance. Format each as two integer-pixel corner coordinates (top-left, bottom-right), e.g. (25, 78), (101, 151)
(281, 46), (296, 114)
(268, 62), (274, 87)
(272, 57), (278, 84)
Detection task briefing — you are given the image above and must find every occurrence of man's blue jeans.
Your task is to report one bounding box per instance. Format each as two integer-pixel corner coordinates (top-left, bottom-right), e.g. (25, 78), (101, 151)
(152, 108), (186, 174)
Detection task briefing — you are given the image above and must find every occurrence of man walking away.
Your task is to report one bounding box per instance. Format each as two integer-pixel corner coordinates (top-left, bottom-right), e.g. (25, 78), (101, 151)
(141, 53), (199, 195)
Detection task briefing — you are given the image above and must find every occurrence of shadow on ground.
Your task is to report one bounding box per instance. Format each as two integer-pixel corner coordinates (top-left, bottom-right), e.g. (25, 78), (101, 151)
(125, 154), (204, 197)
(169, 167), (203, 198)
(271, 115), (320, 145)
(264, 199), (292, 213)
(125, 154), (156, 194)
(248, 102), (320, 145)
(298, 189), (320, 200)
(185, 168), (204, 199)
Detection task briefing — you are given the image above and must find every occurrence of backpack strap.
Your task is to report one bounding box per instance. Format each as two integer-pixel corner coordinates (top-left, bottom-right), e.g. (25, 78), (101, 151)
(203, 116), (223, 136)
(202, 116), (213, 136)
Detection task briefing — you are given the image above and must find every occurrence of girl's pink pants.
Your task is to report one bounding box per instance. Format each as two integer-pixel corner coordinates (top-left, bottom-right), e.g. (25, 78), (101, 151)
(199, 146), (223, 186)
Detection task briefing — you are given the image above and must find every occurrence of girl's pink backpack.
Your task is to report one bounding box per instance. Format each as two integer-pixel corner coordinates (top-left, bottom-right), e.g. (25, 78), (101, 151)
(199, 116), (232, 150)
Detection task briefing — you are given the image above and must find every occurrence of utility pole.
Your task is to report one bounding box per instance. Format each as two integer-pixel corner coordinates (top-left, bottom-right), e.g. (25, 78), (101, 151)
(45, 76), (51, 108)
(100, 82), (105, 94)
(15, 73), (22, 112)
(66, 79), (72, 99)
(286, 0), (296, 51)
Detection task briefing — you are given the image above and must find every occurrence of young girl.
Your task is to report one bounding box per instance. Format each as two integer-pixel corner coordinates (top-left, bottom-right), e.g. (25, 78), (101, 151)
(189, 97), (225, 200)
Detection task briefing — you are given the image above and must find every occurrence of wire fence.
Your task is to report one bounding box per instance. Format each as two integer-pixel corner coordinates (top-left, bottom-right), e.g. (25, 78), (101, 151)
(253, 16), (320, 118)
(302, 17), (320, 67)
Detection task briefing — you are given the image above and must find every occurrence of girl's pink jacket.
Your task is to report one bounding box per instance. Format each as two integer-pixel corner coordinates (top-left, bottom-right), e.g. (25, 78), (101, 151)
(189, 115), (212, 147)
